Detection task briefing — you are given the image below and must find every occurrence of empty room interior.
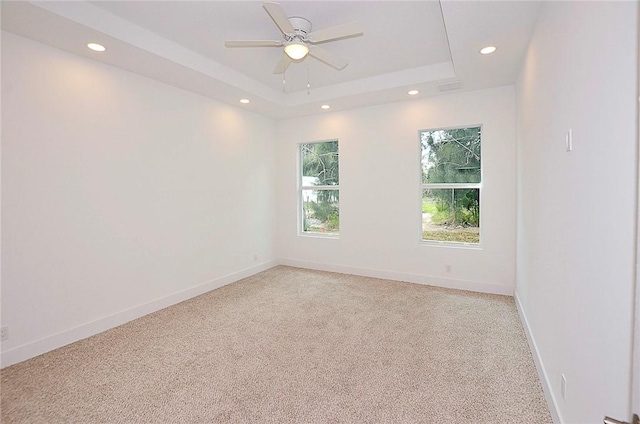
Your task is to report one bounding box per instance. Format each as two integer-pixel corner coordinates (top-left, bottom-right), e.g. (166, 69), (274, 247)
(1, 1), (639, 423)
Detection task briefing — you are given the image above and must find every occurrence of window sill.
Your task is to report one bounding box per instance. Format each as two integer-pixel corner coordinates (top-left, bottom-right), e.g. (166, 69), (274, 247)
(298, 232), (340, 239)
(420, 240), (483, 250)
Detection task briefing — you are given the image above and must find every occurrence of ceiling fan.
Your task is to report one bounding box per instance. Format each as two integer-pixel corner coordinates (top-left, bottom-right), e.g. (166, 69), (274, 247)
(225, 2), (364, 74)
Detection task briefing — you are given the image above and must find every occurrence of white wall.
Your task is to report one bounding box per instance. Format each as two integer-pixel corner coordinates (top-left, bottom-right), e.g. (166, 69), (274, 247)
(1, 33), (278, 366)
(276, 86), (516, 295)
(515, 2), (638, 423)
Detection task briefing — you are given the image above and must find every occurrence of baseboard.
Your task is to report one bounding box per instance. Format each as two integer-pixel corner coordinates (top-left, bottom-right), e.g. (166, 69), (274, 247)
(278, 258), (513, 296)
(514, 292), (562, 424)
(0, 260), (278, 369)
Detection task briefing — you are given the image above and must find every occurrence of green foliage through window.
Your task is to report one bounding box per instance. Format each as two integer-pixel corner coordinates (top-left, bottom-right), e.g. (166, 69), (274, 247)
(421, 127), (481, 244)
(301, 141), (339, 186)
(301, 141), (339, 235)
(421, 127), (481, 184)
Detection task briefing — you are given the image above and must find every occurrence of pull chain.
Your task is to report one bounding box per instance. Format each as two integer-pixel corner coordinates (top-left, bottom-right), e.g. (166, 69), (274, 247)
(306, 63), (311, 95)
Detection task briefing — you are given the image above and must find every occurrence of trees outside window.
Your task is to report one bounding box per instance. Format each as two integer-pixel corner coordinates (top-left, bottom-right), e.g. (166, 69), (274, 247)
(421, 126), (481, 244)
(300, 140), (339, 235)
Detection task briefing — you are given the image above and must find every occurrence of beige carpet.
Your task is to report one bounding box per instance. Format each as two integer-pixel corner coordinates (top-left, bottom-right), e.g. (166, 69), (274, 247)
(1, 266), (551, 423)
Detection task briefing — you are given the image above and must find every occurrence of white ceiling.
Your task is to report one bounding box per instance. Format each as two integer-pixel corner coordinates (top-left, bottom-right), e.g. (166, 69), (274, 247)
(1, 1), (542, 120)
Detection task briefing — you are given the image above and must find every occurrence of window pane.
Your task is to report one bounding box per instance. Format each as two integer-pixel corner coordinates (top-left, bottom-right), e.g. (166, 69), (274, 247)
(422, 188), (480, 243)
(301, 141), (339, 186)
(302, 190), (339, 234)
(421, 127), (481, 184)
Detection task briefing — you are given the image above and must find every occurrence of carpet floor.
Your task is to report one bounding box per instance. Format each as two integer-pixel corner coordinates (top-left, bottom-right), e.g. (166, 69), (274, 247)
(1, 266), (551, 423)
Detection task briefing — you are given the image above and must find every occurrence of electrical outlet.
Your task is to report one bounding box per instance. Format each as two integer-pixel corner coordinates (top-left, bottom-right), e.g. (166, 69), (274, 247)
(561, 374), (567, 400)
(253, 254), (258, 262)
(445, 265), (452, 273)
(1, 326), (8, 341)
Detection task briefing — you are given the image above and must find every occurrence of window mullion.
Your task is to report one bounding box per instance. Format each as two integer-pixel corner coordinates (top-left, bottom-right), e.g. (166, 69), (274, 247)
(300, 185), (340, 191)
(422, 183), (481, 190)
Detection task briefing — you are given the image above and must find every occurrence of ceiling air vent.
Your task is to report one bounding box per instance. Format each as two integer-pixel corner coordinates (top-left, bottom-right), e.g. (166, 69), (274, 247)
(438, 81), (463, 92)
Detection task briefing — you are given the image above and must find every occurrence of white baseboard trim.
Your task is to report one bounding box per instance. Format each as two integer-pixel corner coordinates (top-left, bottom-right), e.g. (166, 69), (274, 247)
(514, 292), (562, 424)
(0, 261), (277, 369)
(278, 258), (513, 296)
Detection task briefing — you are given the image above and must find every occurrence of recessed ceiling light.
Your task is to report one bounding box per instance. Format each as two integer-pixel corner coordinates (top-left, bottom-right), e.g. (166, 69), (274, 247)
(408, 90), (419, 96)
(321, 105), (330, 110)
(87, 43), (106, 52)
(480, 46), (497, 55)
(240, 99), (250, 104)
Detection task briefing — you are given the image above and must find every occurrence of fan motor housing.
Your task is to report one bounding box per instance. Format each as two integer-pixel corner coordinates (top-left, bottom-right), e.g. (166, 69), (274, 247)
(288, 16), (312, 37)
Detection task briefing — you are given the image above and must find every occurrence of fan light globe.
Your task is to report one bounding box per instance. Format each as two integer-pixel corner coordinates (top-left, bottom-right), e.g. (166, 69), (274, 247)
(284, 42), (309, 60)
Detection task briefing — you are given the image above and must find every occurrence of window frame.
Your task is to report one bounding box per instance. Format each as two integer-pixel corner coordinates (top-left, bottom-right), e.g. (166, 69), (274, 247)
(298, 139), (340, 238)
(419, 125), (483, 248)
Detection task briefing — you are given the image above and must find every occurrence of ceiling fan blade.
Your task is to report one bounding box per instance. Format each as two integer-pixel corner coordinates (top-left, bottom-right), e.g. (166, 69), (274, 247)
(308, 21), (363, 43)
(273, 54), (292, 74)
(308, 46), (348, 70)
(263, 2), (295, 35)
(225, 40), (282, 48)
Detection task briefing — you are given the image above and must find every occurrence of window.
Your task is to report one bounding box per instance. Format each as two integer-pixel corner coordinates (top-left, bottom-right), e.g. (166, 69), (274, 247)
(300, 140), (339, 235)
(420, 126), (481, 244)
